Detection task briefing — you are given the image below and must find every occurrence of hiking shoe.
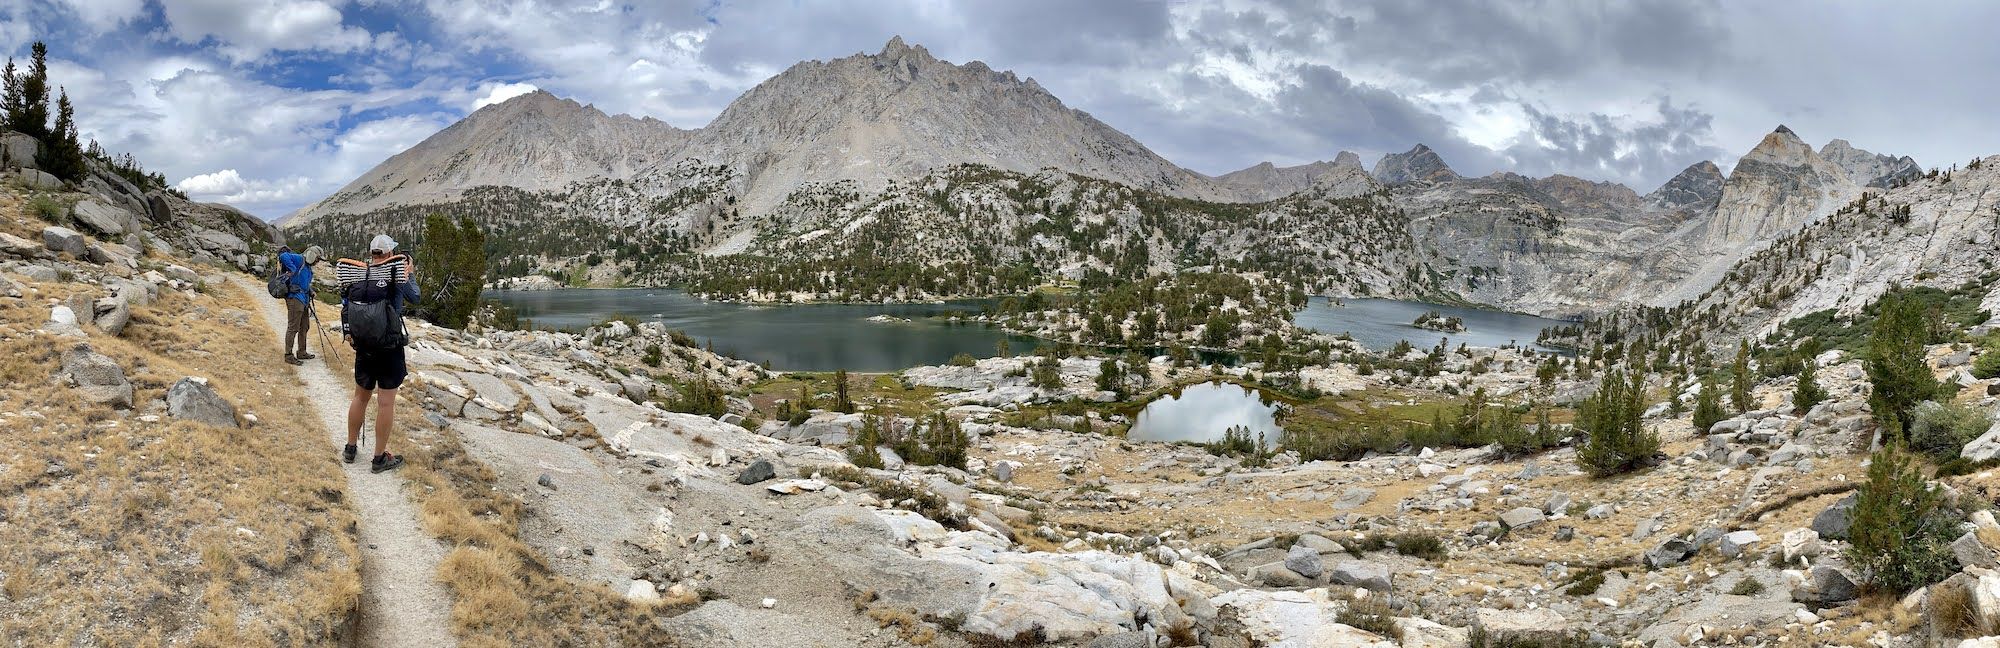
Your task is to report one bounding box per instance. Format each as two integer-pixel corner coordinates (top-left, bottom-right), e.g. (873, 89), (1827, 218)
(371, 453), (405, 473)
(284, 354), (303, 366)
(297, 352), (317, 360)
(342, 444), (358, 464)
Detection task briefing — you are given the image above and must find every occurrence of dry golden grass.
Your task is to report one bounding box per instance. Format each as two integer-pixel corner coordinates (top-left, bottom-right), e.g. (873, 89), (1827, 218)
(393, 414), (684, 646)
(0, 265), (360, 645)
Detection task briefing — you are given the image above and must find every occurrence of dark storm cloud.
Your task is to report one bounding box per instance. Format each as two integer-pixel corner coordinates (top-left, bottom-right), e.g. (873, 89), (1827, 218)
(1501, 98), (1728, 191)
(1312, 0), (1733, 86)
(22, 0), (1999, 219)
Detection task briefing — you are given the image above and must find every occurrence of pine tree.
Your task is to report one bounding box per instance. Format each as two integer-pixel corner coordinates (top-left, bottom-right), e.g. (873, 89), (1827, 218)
(1846, 444), (1959, 593)
(847, 415), (884, 468)
(1730, 340), (1753, 413)
(38, 88), (85, 181)
(413, 213), (488, 329)
(1692, 372), (1727, 434)
(1792, 353), (1827, 415)
(14, 42), (48, 141)
(833, 369), (854, 413)
(1867, 291), (1941, 443)
(923, 411), (967, 469)
(1576, 369), (1660, 476)
(1, 57), (18, 133)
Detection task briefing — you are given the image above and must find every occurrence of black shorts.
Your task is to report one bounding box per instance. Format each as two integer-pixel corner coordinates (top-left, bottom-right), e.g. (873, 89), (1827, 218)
(354, 347), (408, 391)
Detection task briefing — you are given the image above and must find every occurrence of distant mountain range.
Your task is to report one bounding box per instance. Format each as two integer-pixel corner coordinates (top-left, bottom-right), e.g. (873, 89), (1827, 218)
(285, 37), (1995, 325)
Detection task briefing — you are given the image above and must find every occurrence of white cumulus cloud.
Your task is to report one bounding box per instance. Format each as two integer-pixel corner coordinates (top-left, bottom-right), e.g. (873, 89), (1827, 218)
(176, 168), (316, 205)
(471, 81), (538, 110)
(158, 0), (376, 62)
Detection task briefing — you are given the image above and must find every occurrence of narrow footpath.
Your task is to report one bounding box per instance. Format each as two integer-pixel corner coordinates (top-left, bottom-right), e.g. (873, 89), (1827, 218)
(235, 277), (458, 648)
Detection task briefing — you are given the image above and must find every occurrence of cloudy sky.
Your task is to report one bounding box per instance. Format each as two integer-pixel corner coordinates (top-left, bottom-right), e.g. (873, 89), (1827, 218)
(3, 0), (1996, 219)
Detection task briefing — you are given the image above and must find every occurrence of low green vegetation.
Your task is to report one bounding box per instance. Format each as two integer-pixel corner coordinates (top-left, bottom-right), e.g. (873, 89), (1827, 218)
(847, 413), (970, 470)
(1908, 401), (1992, 462)
(1974, 334), (2000, 379)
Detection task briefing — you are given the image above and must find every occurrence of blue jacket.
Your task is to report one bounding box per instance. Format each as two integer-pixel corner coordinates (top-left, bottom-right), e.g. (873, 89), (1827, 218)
(278, 251), (313, 305)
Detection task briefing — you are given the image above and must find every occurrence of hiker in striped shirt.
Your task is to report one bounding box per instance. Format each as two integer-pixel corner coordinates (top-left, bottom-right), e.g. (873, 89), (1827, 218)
(336, 234), (420, 473)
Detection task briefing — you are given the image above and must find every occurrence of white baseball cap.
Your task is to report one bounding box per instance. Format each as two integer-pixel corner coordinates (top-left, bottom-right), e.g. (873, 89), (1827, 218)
(369, 234), (398, 253)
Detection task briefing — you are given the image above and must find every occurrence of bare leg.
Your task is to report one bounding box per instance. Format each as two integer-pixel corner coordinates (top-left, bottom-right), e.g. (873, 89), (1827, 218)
(373, 389), (397, 456)
(348, 387), (372, 446)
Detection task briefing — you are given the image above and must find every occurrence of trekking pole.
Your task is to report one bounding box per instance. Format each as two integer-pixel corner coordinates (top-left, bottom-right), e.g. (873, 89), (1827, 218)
(308, 293), (343, 365)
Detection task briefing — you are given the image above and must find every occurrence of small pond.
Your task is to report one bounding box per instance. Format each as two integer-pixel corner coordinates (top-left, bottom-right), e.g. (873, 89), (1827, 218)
(1127, 382), (1282, 445)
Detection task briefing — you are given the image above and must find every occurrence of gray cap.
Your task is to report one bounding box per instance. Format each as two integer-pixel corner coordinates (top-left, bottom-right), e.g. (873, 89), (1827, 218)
(369, 234), (398, 253)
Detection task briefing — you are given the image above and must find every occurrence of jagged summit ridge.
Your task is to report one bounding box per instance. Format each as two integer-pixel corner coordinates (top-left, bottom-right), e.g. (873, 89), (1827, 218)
(1819, 138), (1922, 188)
(1213, 155), (1366, 202)
(674, 36), (1225, 214)
(1371, 144), (1460, 185)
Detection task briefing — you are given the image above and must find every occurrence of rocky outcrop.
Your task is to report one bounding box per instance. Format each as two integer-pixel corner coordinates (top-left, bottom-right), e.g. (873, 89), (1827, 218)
(1646, 160), (1725, 211)
(1370, 144), (1459, 186)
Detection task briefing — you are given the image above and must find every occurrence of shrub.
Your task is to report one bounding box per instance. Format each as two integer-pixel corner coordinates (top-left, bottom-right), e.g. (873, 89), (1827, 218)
(667, 376), (728, 417)
(1334, 597), (1395, 636)
(1847, 445), (1962, 594)
(1729, 577), (1765, 596)
(642, 343), (663, 367)
(949, 353), (977, 367)
(1030, 355), (1063, 389)
(27, 194), (64, 221)
(1975, 336), (2000, 380)
(1908, 401), (1992, 462)
(1388, 532), (1447, 561)
(1563, 569), (1605, 596)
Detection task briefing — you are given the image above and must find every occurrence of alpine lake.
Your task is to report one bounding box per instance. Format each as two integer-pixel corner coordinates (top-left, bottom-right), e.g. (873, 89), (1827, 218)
(486, 289), (1571, 443)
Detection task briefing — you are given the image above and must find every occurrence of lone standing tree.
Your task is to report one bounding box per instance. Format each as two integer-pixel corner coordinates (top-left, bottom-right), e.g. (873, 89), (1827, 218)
(1866, 291), (1940, 443)
(1730, 340), (1753, 413)
(413, 213), (488, 330)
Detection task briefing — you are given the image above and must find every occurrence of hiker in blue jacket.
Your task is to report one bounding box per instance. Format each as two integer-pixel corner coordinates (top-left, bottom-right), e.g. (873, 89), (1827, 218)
(277, 246), (316, 365)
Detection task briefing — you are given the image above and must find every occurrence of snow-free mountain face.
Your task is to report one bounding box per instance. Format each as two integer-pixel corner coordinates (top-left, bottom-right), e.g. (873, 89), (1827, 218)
(1819, 138), (1923, 188)
(288, 37), (1243, 227)
(1212, 152), (1366, 203)
(283, 91), (687, 227)
(289, 37), (1972, 327)
(1370, 144), (1461, 186)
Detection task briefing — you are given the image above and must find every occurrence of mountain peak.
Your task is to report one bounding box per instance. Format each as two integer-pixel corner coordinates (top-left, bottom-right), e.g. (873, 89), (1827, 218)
(877, 35), (935, 63)
(1818, 138), (1922, 188)
(1646, 159), (1725, 210)
(1371, 144), (1459, 185)
(1743, 125), (1817, 167)
(1333, 151), (1363, 169)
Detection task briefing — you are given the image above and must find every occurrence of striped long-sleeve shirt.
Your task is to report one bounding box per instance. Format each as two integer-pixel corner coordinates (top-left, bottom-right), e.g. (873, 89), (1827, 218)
(335, 255), (420, 313)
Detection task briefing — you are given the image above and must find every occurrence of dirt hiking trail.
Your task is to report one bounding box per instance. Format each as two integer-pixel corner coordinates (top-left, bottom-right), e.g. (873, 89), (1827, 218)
(236, 277), (458, 648)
